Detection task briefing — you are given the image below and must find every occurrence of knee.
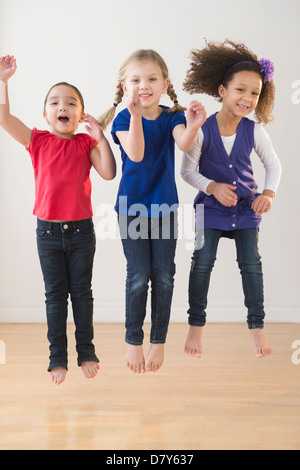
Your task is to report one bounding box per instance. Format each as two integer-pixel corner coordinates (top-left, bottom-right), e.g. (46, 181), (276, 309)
(127, 269), (151, 292)
(237, 249), (262, 268)
(45, 282), (68, 301)
(191, 252), (216, 274)
(151, 264), (176, 289)
(237, 256), (262, 274)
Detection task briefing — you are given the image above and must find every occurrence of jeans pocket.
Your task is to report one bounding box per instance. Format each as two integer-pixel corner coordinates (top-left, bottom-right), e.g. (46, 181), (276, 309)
(36, 228), (52, 238)
(76, 225), (95, 238)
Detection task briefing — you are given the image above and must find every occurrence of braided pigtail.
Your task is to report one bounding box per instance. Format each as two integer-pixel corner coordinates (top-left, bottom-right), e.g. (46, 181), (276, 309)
(97, 80), (124, 130)
(167, 82), (186, 113)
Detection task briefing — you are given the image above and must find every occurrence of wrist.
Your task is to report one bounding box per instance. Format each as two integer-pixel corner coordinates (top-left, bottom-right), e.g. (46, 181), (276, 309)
(206, 181), (217, 195)
(262, 189), (275, 199)
(130, 113), (143, 123)
(185, 121), (200, 135)
(97, 134), (107, 145)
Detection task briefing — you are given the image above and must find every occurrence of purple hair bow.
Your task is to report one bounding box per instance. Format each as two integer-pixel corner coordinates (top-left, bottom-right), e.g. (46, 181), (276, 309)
(258, 58), (274, 83)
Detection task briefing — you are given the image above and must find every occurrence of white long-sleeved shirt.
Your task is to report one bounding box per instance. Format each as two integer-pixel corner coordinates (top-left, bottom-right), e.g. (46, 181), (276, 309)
(181, 123), (282, 195)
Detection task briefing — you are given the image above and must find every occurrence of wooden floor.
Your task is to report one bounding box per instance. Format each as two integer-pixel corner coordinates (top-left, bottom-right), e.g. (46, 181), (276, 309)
(0, 323), (299, 450)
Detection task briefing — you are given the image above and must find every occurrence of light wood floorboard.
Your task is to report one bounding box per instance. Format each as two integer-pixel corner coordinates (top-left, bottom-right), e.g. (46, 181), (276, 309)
(0, 323), (299, 450)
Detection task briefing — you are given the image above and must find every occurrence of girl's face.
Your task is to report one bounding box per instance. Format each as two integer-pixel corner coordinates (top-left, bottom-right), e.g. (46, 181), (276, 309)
(122, 60), (169, 112)
(218, 71), (262, 119)
(43, 84), (84, 138)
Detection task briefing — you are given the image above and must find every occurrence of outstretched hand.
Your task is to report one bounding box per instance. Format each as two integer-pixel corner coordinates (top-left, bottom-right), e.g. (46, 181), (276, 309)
(0, 55), (17, 82)
(186, 100), (207, 131)
(83, 114), (105, 143)
(126, 88), (143, 118)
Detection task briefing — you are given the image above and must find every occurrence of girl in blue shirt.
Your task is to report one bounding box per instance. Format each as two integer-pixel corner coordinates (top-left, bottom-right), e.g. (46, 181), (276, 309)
(181, 40), (282, 360)
(98, 49), (206, 374)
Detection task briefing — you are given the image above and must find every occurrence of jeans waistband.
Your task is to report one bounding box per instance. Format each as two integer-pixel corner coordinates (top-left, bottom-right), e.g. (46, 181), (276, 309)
(37, 218), (93, 234)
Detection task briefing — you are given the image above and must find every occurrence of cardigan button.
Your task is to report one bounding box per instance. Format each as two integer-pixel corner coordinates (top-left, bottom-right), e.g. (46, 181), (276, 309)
(229, 164), (233, 168)
(233, 181), (237, 185)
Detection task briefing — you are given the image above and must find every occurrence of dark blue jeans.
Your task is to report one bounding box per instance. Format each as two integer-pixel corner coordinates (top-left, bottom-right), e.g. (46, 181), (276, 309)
(119, 213), (178, 346)
(36, 218), (99, 371)
(188, 228), (265, 330)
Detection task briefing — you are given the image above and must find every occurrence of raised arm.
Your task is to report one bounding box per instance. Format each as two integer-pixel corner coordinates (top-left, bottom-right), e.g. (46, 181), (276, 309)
(173, 101), (207, 152)
(115, 89), (145, 163)
(0, 55), (32, 147)
(84, 114), (116, 180)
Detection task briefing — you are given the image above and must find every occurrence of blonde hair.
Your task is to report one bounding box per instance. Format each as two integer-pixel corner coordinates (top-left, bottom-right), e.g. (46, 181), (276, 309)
(98, 49), (186, 130)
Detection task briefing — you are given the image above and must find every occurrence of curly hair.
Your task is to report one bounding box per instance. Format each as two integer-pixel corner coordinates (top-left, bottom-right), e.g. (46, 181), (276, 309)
(98, 49), (186, 130)
(183, 40), (275, 124)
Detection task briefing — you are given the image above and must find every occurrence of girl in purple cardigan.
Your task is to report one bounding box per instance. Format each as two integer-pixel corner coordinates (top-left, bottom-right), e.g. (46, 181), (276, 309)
(181, 40), (282, 359)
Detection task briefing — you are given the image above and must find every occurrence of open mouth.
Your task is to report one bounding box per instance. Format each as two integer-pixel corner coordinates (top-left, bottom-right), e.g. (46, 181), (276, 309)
(58, 116), (69, 122)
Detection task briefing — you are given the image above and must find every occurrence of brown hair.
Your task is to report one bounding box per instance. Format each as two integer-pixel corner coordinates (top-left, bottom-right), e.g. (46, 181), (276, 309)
(98, 49), (186, 130)
(183, 40), (275, 124)
(44, 82), (85, 112)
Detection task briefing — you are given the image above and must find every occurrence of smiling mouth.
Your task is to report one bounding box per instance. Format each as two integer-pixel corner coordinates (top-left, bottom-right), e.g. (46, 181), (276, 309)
(237, 104), (249, 110)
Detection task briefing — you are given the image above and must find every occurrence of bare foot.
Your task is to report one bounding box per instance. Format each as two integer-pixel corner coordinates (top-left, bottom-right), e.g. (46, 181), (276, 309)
(81, 361), (100, 379)
(127, 344), (146, 374)
(184, 326), (203, 358)
(50, 367), (67, 385)
(250, 329), (272, 358)
(145, 344), (164, 373)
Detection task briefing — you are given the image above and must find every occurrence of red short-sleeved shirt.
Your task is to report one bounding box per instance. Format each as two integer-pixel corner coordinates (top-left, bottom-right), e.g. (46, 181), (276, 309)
(26, 128), (98, 221)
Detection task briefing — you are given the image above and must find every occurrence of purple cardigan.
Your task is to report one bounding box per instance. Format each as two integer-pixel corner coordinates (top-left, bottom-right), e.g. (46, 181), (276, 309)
(194, 114), (262, 237)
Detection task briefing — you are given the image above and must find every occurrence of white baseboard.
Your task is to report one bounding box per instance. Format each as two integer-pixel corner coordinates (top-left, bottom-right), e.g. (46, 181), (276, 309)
(0, 301), (298, 324)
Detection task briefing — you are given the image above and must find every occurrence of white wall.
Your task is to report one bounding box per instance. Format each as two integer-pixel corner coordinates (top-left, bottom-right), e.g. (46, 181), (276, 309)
(0, 0), (299, 324)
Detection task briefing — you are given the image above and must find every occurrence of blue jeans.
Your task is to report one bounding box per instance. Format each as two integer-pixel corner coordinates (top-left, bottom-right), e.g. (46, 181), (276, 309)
(188, 228), (265, 329)
(36, 218), (99, 371)
(119, 213), (178, 346)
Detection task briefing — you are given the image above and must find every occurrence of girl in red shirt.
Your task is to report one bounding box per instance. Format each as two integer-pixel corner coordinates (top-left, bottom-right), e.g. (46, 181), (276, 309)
(0, 55), (116, 384)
